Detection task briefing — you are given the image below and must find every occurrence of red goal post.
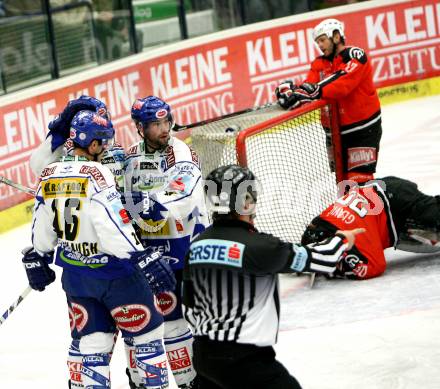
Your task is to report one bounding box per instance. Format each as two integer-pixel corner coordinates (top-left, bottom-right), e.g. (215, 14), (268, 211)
(190, 100), (342, 243)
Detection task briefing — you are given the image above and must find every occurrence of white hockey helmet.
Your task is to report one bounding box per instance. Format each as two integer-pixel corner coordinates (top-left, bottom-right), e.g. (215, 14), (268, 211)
(313, 18), (345, 41)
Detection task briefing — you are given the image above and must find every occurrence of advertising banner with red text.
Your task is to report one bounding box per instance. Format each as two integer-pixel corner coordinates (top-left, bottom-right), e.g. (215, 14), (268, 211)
(0, 0), (439, 210)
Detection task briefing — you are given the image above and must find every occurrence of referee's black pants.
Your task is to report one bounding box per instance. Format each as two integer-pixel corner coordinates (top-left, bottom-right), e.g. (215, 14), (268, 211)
(193, 336), (302, 389)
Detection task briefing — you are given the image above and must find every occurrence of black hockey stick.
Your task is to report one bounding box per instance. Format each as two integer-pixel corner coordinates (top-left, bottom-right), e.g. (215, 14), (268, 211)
(173, 102), (278, 132)
(0, 175), (35, 196)
(0, 285), (32, 327)
(172, 71), (346, 132)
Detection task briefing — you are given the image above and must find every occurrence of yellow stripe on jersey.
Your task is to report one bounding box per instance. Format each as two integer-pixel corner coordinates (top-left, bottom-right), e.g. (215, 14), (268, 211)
(42, 178), (88, 199)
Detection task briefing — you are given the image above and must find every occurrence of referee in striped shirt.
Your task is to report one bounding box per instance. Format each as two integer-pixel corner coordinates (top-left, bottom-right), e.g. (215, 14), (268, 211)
(182, 165), (364, 389)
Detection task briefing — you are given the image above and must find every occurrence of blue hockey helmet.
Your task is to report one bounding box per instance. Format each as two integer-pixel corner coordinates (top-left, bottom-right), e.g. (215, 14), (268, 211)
(131, 96), (174, 129)
(69, 110), (115, 149)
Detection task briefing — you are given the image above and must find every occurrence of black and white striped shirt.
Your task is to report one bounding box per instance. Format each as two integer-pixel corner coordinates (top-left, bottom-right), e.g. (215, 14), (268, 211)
(183, 219), (347, 347)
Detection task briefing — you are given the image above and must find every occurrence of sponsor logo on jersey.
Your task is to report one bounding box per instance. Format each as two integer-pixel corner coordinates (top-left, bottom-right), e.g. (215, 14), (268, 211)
(189, 239), (245, 268)
(347, 147), (377, 170)
(106, 190), (120, 202)
(132, 174), (167, 191)
(42, 178), (88, 198)
(79, 165), (108, 189)
(111, 304), (151, 332)
(140, 161), (159, 170)
(40, 166), (56, 178)
(101, 156), (116, 164)
(189, 146), (200, 167)
(175, 219), (184, 232)
(164, 145), (175, 169)
(58, 243), (108, 269)
(155, 291), (177, 316)
(169, 177), (186, 192)
(127, 145), (138, 156)
(139, 219), (171, 237)
(167, 347), (191, 371)
(119, 208), (131, 224)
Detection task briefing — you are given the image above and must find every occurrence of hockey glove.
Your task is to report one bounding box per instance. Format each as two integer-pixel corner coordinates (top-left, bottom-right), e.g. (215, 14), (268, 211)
(289, 83), (322, 108)
(275, 80), (298, 109)
(129, 248), (176, 295)
(48, 95), (109, 151)
(22, 247), (55, 291)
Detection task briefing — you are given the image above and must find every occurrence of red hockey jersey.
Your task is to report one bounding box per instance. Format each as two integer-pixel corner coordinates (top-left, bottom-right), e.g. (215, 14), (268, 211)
(319, 183), (397, 279)
(305, 47), (381, 134)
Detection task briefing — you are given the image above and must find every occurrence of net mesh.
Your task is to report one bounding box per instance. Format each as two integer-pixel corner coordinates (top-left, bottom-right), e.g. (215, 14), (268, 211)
(189, 103), (339, 243)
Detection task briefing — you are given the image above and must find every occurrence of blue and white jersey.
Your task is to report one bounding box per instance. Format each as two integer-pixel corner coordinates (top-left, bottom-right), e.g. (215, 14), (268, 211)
(32, 155), (143, 279)
(124, 137), (210, 270)
(64, 139), (126, 193)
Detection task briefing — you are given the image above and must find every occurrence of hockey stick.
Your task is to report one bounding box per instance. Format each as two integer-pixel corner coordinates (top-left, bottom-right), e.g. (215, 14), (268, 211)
(173, 102), (278, 132)
(0, 285), (32, 327)
(172, 71), (346, 132)
(0, 175), (36, 196)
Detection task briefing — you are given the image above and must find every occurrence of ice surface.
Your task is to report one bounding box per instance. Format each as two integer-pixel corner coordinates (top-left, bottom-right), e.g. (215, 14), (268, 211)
(1, 95), (440, 388)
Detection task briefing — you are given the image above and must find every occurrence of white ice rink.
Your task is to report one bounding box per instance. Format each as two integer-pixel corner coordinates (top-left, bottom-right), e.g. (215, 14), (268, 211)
(1, 95), (440, 388)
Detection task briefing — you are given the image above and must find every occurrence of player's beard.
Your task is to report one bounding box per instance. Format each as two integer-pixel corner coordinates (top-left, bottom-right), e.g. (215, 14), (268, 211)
(145, 132), (170, 151)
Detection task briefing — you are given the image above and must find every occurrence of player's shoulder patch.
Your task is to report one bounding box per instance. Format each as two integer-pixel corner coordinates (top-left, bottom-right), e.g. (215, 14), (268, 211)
(164, 145), (176, 170)
(78, 162), (110, 190)
(40, 165), (57, 178)
(188, 146), (200, 168)
(127, 143), (140, 157)
(342, 47), (367, 64)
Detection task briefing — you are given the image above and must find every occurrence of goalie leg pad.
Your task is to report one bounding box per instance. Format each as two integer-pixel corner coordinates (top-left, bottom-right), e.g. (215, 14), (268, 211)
(132, 324), (168, 388)
(164, 319), (196, 387)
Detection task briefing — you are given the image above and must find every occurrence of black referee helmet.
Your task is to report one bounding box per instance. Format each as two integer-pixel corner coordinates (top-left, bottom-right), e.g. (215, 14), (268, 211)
(205, 164), (259, 218)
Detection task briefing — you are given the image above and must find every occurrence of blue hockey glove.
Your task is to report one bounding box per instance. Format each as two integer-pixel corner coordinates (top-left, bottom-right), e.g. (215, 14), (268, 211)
(129, 248), (176, 295)
(275, 80), (298, 109)
(48, 95), (109, 151)
(22, 247), (55, 291)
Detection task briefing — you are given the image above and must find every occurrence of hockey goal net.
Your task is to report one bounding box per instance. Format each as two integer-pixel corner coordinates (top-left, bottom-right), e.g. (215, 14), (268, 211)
(189, 100), (342, 243)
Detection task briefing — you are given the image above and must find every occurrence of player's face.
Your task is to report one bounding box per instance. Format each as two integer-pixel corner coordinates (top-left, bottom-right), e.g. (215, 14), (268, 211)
(144, 118), (171, 149)
(315, 35), (334, 57)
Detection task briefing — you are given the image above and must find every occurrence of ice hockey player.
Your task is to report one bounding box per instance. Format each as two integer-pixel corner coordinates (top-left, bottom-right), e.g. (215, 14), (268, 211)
(29, 95), (126, 192)
(123, 96), (209, 389)
(275, 18), (382, 183)
(22, 110), (176, 388)
(182, 164), (364, 389)
(302, 176), (440, 279)
(29, 95), (132, 388)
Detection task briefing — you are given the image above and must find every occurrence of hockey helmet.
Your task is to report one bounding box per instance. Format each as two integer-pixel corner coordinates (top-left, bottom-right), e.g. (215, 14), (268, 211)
(313, 18), (345, 41)
(205, 164), (259, 216)
(69, 110), (115, 149)
(131, 96), (174, 129)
